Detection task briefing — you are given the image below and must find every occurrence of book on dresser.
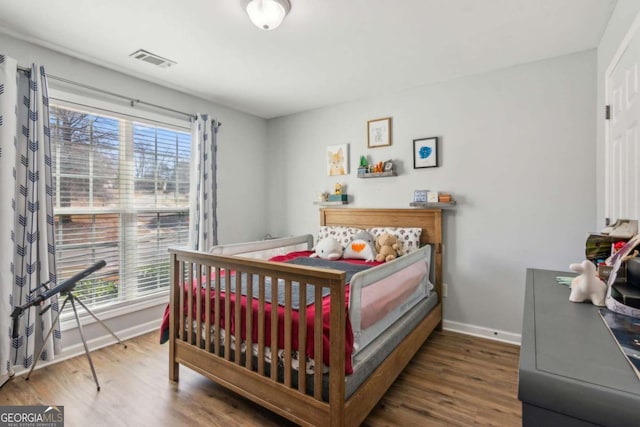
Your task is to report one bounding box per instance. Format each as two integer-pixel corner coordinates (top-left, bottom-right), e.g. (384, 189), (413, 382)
(598, 308), (640, 380)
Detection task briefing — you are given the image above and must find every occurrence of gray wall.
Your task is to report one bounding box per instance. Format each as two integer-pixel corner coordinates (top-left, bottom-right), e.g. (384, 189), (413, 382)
(267, 51), (598, 340)
(596, 0), (640, 227)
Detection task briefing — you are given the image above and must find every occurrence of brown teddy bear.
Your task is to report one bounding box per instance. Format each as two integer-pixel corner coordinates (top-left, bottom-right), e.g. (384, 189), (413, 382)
(375, 233), (404, 262)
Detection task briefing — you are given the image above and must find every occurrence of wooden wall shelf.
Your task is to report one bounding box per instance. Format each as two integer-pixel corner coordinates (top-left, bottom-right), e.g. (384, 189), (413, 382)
(357, 171), (397, 178)
(409, 201), (456, 209)
(313, 201), (348, 206)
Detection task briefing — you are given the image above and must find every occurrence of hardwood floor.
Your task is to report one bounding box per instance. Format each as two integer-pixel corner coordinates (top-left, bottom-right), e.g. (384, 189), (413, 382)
(0, 330), (521, 426)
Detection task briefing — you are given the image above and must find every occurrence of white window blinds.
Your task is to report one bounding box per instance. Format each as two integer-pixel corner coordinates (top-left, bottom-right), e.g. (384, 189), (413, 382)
(49, 101), (191, 312)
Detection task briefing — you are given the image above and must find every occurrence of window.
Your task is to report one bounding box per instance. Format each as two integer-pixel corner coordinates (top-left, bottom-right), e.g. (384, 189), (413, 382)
(49, 100), (191, 314)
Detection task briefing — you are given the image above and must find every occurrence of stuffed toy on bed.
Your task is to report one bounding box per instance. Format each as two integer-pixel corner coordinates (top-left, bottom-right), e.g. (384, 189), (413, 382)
(375, 233), (404, 262)
(310, 237), (343, 260)
(343, 230), (377, 261)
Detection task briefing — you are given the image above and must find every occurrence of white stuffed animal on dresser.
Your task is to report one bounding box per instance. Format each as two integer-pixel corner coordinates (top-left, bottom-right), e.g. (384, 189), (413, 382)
(568, 260), (607, 306)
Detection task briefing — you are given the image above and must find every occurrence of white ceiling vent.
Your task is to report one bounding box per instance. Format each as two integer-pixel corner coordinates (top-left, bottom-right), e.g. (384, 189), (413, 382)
(129, 49), (176, 68)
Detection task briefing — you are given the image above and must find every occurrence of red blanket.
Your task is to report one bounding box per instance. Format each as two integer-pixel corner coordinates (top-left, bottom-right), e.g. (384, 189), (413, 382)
(160, 251), (380, 374)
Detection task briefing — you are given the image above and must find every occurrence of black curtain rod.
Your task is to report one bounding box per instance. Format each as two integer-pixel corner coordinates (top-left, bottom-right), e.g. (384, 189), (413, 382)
(17, 64), (221, 127)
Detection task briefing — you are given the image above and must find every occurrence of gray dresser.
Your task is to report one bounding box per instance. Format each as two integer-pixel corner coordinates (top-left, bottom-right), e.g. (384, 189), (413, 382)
(518, 268), (640, 426)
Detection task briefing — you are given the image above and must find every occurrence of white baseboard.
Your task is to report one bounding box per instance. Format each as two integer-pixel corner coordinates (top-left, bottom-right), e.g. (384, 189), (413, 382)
(443, 319), (521, 346)
(10, 319), (159, 379)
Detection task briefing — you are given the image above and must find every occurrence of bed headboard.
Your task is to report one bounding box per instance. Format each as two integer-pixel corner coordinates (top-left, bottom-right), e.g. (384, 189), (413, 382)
(320, 208), (443, 295)
(320, 208), (442, 247)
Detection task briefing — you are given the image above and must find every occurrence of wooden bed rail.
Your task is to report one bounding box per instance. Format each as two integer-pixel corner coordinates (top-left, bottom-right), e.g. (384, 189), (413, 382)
(167, 209), (444, 426)
(168, 248), (348, 425)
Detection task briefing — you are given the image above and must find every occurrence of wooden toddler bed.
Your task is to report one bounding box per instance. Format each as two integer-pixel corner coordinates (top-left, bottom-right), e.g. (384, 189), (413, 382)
(168, 208), (443, 426)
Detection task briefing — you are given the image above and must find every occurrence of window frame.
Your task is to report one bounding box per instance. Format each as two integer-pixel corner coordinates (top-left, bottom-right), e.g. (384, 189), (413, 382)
(48, 89), (191, 327)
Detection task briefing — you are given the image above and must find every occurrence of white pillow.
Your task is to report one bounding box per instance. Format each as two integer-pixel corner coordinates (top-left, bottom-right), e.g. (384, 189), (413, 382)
(316, 226), (363, 249)
(367, 227), (422, 254)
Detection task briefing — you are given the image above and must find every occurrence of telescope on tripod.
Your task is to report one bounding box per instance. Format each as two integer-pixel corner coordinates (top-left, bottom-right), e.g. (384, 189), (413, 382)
(10, 260), (126, 391)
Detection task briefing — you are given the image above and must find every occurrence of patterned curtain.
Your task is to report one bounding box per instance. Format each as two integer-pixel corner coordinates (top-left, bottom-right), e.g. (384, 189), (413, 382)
(189, 114), (219, 251)
(0, 56), (60, 385)
(0, 55), (17, 386)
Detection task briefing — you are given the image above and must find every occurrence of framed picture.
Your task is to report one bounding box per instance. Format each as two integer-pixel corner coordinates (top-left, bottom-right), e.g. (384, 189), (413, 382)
(427, 191), (439, 203)
(413, 190), (428, 203)
(413, 137), (439, 168)
(327, 143), (349, 176)
(367, 117), (392, 148)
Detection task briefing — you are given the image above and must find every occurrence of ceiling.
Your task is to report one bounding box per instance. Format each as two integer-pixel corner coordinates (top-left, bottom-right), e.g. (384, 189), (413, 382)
(0, 0), (617, 119)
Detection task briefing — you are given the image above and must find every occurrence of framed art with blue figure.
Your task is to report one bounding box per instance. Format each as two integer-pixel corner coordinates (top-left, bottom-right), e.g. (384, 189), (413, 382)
(413, 137), (438, 169)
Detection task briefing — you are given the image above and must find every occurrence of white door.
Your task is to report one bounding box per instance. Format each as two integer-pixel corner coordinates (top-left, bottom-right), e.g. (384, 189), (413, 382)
(605, 15), (640, 223)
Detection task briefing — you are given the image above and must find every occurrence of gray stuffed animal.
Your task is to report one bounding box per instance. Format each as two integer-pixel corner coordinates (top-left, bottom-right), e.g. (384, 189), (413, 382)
(343, 230), (377, 261)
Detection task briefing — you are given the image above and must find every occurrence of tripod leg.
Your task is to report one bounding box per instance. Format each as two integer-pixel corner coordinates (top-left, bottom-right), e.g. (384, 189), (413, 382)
(26, 296), (70, 381)
(70, 292), (127, 349)
(70, 296), (101, 391)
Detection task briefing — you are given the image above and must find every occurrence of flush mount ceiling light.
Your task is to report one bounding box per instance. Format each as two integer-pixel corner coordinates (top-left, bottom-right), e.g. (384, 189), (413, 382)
(244, 0), (291, 31)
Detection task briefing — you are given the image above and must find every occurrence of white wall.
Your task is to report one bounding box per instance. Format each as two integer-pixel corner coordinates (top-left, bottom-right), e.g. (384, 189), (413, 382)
(267, 51), (598, 340)
(596, 1), (640, 227)
(0, 32), (269, 369)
